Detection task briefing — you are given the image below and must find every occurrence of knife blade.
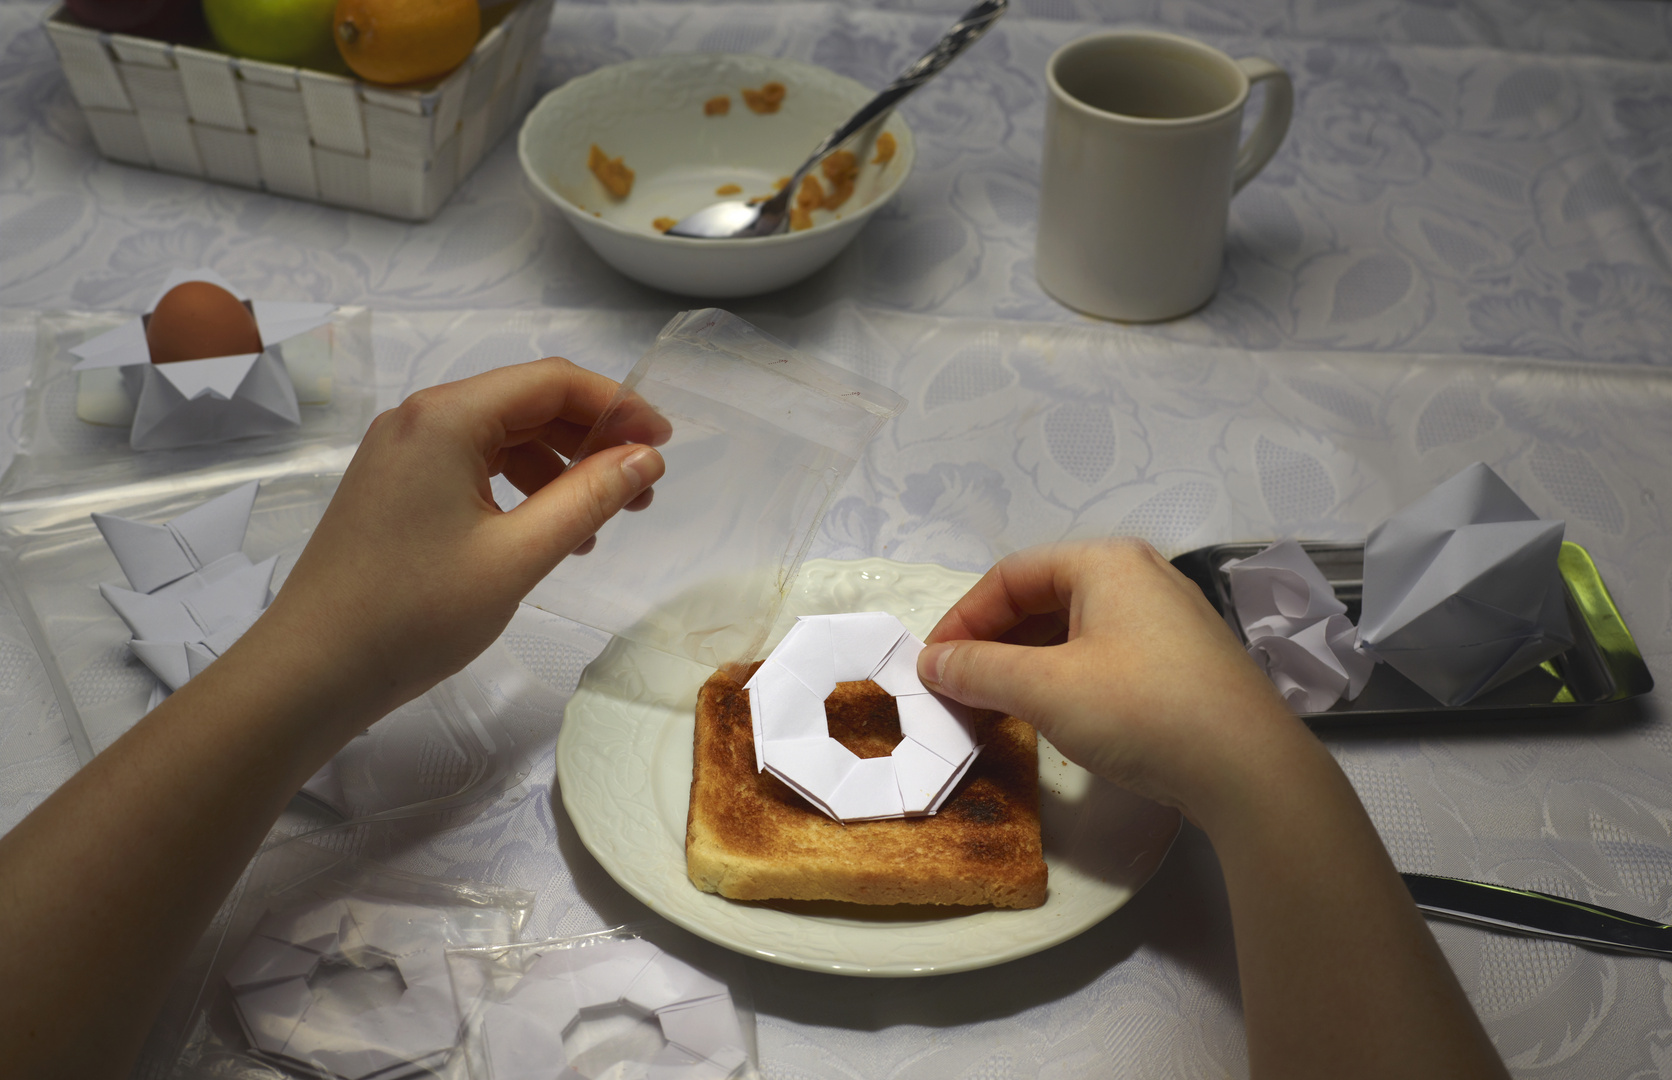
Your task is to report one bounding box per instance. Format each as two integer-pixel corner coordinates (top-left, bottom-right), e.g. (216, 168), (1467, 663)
(1403, 873), (1672, 959)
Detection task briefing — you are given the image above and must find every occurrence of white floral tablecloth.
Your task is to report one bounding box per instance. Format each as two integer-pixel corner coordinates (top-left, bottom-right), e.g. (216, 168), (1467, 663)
(2, 2), (1671, 1078)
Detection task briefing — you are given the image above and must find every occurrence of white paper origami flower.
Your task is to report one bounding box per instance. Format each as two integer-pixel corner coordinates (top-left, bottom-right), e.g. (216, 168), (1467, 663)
(93, 481), (273, 694)
(69, 267), (334, 450)
(746, 612), (982, 823)
(1357, 462), (1574, 706)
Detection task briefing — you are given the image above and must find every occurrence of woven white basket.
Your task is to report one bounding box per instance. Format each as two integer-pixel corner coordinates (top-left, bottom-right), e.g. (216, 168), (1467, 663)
(42, 0), (553, 221)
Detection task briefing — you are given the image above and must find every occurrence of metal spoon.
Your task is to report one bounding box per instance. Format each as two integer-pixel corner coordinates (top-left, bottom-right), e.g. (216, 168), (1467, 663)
(665, 0), (1008, 240)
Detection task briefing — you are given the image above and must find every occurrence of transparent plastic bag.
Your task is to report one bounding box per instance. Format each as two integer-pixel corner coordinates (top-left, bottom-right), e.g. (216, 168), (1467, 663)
(524, 309), (905, 669)
(0, 473), (531, 821)
(5, 306), (376, 501)
(177, 840), (534, 1080)
(447, 925), (759, 1080)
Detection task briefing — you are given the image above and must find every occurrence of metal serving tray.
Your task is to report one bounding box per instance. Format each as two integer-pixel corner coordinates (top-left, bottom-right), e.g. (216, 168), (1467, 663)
(1171, 541), (1655, 724)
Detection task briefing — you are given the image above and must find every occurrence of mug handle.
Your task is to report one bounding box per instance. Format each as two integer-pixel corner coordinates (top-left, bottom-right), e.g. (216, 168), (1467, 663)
(1231, 58), (1293, 193)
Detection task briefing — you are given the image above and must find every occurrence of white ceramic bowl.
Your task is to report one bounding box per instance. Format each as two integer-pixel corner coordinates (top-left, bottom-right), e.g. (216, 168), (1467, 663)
(518, 54), (915, 298)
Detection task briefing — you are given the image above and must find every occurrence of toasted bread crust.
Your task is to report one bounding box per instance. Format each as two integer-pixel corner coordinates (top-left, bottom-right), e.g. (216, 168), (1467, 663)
(686, 665), (1047, 909)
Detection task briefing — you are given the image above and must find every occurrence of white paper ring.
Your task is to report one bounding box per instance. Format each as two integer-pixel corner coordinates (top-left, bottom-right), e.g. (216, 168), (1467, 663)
(744, 613), (981, 822)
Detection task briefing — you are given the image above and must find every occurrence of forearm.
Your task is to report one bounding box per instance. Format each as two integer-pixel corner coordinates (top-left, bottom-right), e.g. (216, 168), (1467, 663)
(1195, 715), (1506, 1080)
(0, 615), (379, 1079)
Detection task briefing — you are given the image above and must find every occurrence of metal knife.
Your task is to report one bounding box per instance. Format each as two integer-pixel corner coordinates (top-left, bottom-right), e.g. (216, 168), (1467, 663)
(1403, 873), (1672, 959)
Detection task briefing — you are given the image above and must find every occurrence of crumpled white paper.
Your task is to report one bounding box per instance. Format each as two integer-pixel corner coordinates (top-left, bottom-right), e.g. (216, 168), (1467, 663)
(1221, 539), (1374, 713)
(93, 481), (273, 695)
(69, 267), (334, 450)
(1357, 462), (1574, 706)
(476, 938), (748, 1080)
(746, 612), (981, 822)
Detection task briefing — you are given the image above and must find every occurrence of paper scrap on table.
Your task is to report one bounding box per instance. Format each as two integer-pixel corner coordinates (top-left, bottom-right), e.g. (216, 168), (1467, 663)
(69, 267), (334, 450)
(227, 898), (460, 1080)
(478, 939), (747, 1080)
(1357, 462), (1573, 706)
(94, 481), (272, 693)
(746, 612), (980, 822)
(1221, 539), (1373, 713)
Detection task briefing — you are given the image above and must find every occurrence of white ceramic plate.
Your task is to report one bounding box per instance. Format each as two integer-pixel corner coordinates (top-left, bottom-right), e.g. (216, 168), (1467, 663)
(557, 558), (1182, 976)
(519, 55), (915, 298)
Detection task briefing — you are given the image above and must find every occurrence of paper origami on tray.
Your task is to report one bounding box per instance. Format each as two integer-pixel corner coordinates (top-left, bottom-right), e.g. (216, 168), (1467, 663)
(745, 612), (981, 823)
(1357, 462), (1574, 706)
(93, 481), (273, 697)
(68, 267), (334, 450)
(477, 938), (748, 1080)
(1221, 539), (1373, 713)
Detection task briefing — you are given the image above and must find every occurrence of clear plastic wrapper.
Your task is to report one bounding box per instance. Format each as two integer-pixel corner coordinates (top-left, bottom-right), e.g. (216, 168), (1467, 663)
(447, 925), (759, 1080)
(0, 470), (531, 821)
(6, 305), (376, 500)
(524, 309), (905, 669)
(178, 839), (534, 1080)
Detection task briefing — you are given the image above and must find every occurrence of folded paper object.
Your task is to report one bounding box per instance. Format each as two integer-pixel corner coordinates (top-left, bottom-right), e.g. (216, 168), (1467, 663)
(228, 898), (461, 1080)
(477, 938), (748, 1080)
(93, 481), (272, 694)
(1358, 462), (1574, 706)
(68, 267), (334, 450)
(1221, 539), (1373, 713)
(746, 612), (981, 823)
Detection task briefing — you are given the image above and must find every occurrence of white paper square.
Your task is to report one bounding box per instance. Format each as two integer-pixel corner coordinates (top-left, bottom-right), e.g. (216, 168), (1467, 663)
(896, 693), (977, 765)
(762, 737), (858, 806)
(827, 612), (907, 682)
(773, 617), (835, 697)
(891, 737), (954, 815)
(656, 996), (748, 1071)
(752, 661), (828, 744)
(826, 755), (905, 820)
(867, 633), (926, 697)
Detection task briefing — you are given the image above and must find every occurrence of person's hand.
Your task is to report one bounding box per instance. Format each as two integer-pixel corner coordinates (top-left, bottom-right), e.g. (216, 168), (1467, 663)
(247, 357), (667, 722)
(916, 540), (1304, 825)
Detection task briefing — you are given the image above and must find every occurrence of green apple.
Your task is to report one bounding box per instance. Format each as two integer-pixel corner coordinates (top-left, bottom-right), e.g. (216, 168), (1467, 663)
(203, 0), (345, 71)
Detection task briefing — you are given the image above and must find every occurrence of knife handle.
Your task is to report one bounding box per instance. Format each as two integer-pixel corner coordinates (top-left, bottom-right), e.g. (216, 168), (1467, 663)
(1403, 873), (1672, 959)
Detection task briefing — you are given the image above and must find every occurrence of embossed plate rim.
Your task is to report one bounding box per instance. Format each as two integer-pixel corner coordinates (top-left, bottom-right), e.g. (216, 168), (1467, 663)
(557, 557), (1182, 976)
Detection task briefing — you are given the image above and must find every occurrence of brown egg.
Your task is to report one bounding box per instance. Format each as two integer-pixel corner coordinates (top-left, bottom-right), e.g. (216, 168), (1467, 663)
(145, 281), (263, 364)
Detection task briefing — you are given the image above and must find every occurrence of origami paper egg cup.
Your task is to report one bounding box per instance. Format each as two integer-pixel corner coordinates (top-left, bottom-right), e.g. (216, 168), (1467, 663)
(68, 267), (335, 451)
(746, 612), (982, 823)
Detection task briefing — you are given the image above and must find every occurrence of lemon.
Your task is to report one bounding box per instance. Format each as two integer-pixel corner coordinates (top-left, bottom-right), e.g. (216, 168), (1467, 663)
(334, 0), (480, 86)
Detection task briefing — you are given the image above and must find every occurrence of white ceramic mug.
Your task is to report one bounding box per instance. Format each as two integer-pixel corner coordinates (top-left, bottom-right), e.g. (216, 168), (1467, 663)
(1035, 31), (1293, 322)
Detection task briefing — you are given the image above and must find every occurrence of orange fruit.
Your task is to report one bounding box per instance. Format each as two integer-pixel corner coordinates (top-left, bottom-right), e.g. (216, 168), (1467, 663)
(333, 0), (479, 85)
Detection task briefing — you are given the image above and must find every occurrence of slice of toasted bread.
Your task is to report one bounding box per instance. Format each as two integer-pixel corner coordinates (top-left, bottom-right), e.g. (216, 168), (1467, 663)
(686, 664), (1047, 909)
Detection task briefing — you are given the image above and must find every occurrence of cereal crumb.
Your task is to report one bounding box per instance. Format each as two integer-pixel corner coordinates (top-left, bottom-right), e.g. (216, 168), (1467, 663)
(790, 206), (814, 231)
(795, 174), (825, 210)
(742, 81), (787, 114)
(704, 95), (731, 116)
(715, 183), (743, 196)
(820, 149), (859, 210)
(871, 131), (897, 166)
(587, 145), (634, 198)
(653, 216), (677, 232)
